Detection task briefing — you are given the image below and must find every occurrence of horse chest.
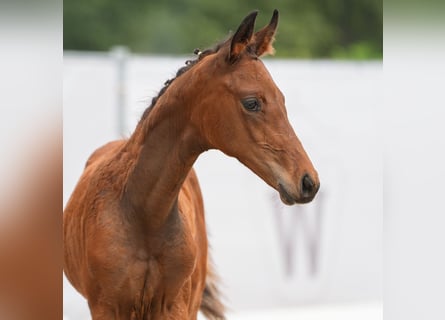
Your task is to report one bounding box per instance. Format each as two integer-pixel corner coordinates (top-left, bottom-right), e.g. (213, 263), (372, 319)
(129, 216), (199, 317)
(148, 221), (197, 288)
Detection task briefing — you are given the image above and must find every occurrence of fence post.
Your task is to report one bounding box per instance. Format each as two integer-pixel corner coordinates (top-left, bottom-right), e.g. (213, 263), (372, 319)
(110, 46), (129, 137)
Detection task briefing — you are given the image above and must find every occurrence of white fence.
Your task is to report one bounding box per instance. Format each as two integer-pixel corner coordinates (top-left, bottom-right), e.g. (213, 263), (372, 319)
(63, 51), (382, 318)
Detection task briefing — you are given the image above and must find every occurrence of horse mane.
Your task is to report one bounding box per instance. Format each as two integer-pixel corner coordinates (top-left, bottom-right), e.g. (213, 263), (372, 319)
(139, 39), (228, 122)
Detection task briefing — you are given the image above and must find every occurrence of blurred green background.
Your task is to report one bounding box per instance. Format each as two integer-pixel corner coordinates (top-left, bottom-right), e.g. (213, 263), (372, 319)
(64, 0), (382, 59)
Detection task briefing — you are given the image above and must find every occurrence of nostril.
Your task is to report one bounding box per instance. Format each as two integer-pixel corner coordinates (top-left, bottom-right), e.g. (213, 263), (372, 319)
(302, 174), (315, 195)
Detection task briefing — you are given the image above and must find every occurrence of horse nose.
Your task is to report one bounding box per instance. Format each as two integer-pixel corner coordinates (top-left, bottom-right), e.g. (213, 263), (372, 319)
(301, 174), (319, 199)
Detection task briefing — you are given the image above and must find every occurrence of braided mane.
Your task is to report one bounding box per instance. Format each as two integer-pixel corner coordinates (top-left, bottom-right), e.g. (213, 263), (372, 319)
(139, 40), (227, 122)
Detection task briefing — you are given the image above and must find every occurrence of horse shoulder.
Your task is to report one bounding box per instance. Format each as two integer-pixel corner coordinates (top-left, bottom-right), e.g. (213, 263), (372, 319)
(64, 139), (128, 294)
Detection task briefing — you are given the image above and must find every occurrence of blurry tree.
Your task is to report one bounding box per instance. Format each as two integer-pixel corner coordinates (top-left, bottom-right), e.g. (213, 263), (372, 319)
(64, 0), (382, 59)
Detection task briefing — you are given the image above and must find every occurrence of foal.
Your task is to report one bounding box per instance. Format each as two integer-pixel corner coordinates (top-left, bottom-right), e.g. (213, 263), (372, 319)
(64, 10), (319, 320)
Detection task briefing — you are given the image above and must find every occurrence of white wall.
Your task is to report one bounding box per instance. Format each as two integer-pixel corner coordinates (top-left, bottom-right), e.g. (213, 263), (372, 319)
(63, 53), (382, 317)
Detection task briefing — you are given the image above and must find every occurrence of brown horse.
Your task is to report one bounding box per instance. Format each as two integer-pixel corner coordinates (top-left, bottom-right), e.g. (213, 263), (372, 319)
(64, 10), (319, 320)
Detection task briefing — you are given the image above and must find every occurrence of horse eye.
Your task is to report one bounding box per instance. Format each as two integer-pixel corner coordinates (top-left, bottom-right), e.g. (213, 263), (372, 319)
(242, 98), (261, 112)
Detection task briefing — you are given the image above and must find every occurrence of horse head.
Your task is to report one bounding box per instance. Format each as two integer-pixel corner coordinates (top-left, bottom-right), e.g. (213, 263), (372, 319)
(178, 10), (320, 204)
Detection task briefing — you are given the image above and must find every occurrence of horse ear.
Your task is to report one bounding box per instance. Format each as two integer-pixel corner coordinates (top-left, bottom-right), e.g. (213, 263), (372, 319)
(252, 9), (279, 57)
(229, 11), (258, 63)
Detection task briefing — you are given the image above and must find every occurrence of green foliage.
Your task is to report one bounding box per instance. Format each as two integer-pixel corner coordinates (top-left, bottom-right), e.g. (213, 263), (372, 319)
(64, 0), (382, 59)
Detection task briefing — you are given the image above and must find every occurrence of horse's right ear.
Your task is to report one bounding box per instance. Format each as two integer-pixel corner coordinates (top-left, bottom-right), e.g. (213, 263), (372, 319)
(229, 11), (258, 63)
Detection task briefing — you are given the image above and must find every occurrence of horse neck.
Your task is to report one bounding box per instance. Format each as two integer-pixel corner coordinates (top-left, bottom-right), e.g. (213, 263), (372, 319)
(122, 92), (205, 229)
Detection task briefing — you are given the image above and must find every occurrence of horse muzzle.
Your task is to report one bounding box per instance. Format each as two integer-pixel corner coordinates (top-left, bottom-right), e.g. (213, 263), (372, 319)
(278, 173), (320, 205)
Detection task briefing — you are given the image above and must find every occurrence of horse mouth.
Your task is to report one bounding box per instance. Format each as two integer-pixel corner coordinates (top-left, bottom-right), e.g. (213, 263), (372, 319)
(277, 183), (315, 205)
(278, 183), (296, 205)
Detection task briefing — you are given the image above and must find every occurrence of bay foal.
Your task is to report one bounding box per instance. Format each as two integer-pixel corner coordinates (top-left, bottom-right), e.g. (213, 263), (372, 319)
(64, 10), (319, 320)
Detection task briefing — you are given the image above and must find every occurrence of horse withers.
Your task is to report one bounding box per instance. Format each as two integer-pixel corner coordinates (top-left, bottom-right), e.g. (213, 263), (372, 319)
(64, 10), (319, 320)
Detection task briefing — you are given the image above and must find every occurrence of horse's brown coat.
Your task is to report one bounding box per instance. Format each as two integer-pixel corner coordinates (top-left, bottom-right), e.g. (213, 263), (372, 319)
(64, 10), (319, 320)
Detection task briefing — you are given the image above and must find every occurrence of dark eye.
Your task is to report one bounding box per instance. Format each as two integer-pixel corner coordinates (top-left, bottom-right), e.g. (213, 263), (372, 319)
(241, 98), (261, 112)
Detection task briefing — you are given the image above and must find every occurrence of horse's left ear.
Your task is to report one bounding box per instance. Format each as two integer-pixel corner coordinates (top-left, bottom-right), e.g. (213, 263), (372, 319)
(252, 9), (279, 57)
(229, 11), (258, 63)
